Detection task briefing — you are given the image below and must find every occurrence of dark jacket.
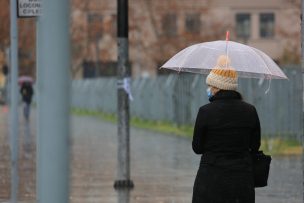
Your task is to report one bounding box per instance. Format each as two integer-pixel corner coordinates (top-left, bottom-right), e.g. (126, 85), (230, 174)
(20, 83), (34, 104)
(192, 90), (261, 203)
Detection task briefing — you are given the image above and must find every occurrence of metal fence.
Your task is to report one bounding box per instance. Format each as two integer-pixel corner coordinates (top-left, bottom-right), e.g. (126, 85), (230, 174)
(72, 66), (303, 138)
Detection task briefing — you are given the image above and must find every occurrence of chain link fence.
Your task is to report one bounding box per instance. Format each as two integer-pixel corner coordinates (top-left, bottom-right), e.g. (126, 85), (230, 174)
(72, 66), (302, 138)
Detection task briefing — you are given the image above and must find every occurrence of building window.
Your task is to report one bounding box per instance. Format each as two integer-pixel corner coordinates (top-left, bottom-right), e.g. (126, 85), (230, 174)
(87, 13), (103, 41)
(185, 13), (201, 34)
(260, 13), (275, 38)
(162, 13), (177, 37)
(236, 13), (251, 39)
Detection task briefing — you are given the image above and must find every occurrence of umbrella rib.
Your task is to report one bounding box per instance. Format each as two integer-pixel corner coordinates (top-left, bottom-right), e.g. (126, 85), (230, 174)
(200, 44), (247, 52)
(247, 47), (273, 79)
(252, 47), (287, 79)
(178, 45), (199, 70)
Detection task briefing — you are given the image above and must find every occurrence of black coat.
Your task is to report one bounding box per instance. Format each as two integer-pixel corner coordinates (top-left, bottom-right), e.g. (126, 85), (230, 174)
(20, 83), (34, 104)
(192, 90), (261, 203)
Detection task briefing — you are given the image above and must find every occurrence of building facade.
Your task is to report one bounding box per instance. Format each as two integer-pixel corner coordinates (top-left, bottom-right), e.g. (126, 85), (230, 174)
(71, 0), (300, 78)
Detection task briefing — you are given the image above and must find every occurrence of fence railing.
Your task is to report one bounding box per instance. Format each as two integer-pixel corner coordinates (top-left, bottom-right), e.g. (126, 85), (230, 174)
(72, 66), (303, 138)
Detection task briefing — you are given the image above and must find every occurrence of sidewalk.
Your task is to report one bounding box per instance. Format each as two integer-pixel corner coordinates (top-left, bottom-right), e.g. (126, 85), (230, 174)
(0, 106), (35, 203)
(70, 115), (302, 203)
(0, 107), (302, 203)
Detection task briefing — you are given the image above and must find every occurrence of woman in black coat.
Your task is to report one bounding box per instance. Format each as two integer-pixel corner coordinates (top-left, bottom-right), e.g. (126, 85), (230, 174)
(192, 56), (261, 203)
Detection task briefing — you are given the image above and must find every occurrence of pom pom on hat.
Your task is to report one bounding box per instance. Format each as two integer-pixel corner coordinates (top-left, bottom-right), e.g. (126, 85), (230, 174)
(206, 55), (238, 90)
(216, 55), (231, 68)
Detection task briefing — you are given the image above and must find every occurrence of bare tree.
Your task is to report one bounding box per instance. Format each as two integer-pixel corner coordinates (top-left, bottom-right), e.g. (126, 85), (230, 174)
(70, 0), (91, 78)
(18, 19), (36, 75)
(277, 0), (301, 64)
(131, 0), (230, 75)
(0, 0), (36, 75)
(0, 0), (10, 59)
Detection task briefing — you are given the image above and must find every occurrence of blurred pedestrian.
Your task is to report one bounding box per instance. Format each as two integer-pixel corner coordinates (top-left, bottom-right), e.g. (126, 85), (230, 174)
(20, 81), (34, 121)
(192, 55), (261, 203)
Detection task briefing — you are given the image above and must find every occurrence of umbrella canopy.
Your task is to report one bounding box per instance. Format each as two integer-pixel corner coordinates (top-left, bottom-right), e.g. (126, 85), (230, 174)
(18, 76), (34, 85)
(160, 40), (288, 80)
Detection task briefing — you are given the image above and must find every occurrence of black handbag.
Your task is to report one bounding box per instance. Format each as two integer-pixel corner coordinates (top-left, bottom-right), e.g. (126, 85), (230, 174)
(251, 151), (271, 187)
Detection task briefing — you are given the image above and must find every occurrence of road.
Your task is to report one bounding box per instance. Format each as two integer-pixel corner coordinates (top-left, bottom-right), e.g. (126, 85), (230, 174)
(0, 108), (302, 203)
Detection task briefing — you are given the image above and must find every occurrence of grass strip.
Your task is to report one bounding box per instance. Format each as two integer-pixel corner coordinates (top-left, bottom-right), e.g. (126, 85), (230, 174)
(72, 108), (302, 156)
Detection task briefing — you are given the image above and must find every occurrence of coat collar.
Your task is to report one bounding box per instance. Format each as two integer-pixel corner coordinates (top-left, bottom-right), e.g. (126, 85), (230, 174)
(209, 90), (242, 102)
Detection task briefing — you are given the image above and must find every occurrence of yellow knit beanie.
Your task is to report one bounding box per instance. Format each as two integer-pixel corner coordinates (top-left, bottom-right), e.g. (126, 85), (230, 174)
(206, 55), (238, 90)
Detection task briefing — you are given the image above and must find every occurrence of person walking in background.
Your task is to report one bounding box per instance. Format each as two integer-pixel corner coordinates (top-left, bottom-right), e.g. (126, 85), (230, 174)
(20, 81), (34, 121)
(192, 56), (261, 203)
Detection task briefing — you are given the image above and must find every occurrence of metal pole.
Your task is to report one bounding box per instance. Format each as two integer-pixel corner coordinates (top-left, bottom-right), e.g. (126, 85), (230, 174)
(114, 0), (134, 189)
(117, 189), (130, 203)
(301, 1), (304, 202)
(9, 0), (19, 201)
(36, 0), (71, 202)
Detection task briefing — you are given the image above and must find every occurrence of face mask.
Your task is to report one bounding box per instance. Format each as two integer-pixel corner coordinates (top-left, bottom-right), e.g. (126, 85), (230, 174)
(206, 87), (213, 98)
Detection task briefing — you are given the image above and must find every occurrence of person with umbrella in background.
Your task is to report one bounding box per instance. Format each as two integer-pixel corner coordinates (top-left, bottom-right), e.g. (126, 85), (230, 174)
(191, 55), (260, 202)
(19, 76), (34, 151)
(19, 78), (34, 121)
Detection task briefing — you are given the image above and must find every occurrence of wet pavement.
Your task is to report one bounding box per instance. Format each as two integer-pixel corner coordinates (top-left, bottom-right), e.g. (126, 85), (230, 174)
(0, 108), (302, 203)
(0, 107), (36, 203)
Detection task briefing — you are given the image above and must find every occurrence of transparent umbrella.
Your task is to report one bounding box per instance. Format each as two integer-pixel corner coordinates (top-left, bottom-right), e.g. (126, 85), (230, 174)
(160, 40), (288, 80)
(18, 75), (34, 85)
